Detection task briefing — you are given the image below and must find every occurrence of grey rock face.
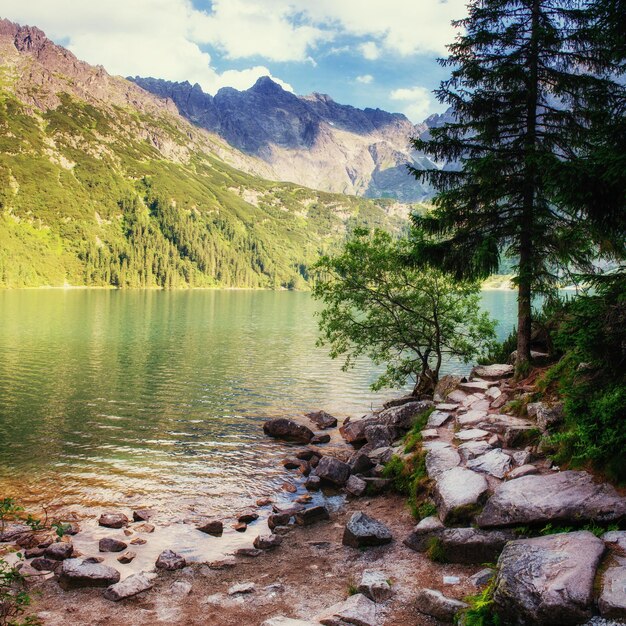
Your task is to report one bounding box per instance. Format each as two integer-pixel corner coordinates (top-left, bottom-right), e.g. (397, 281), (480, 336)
(598, 566), (626, 619)
(263, 418), (314, 444)
(155, 550), (186, 571)
(415, 588), (468, 622)
(343, 512), (393, 548)
(358, 570), (393, 603)
(433, 467), (489, 524)
(466, 449), (512, 479)
(316, 593), (378, 626)
(493, 531), (605, 625)
(315, 456), (351, 486)
(363, 424), (397, 449)
(477, 471), (626, 528)
(104, 572), (154, 602)
(58, 558), (121, 590)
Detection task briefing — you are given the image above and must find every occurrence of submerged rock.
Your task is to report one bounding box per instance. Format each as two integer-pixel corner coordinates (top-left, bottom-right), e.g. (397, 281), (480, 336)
(477, 471), (626, 528)
(342, 512), (392, 548)
(58, 558), (121, 590)
(263, 418), (314, 444)
(493, 531), (604, 625)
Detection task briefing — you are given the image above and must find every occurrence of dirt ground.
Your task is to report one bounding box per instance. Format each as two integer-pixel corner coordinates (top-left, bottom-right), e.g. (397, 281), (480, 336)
(26, 492), (481, 626)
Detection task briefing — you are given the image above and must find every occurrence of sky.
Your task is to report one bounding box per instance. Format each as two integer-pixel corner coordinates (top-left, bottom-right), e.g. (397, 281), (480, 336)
(1, 0), (468, 122)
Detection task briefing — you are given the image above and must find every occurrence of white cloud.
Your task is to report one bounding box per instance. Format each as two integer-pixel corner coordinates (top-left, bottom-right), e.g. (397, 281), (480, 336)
(356, 74), (374, 85)
(359, 42), (380, 60)
(390, 86), (433, 122)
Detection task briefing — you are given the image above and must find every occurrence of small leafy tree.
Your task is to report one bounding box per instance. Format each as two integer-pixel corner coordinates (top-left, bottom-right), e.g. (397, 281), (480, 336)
(313, 229), (496, 396)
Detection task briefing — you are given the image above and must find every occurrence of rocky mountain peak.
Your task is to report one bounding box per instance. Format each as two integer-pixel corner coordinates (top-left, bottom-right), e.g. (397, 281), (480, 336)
(0, 18), (48, 54)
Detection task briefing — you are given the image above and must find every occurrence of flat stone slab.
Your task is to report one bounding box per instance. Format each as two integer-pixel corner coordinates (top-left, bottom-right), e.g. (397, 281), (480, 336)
(427, 410), (452, 428)
(425, 444), (461, 478)
(472, 364), (514, 380)
(457, 410), (489, 427)
(477, 471), (626, 528)
(459, 380), (490, 393)
(433, 467), (489, 524)
(436, 403), (459, 412)
(507, 464), (538, 480)
(493, 531), (605, 625)
(466, 449), (512, 479)
(458, 440), (493, 462)
(599, 566), (626, 619)
(447, 390), (468, 404)
(456, 428), (491, 441)
(316, 593), (378, 626)
(421, 429), (439, 440)
(104, 573), (154, 602)
(343, 512), (392, 548)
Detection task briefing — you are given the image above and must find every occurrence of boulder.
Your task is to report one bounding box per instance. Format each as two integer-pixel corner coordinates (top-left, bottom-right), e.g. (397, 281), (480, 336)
(263, 419), (314, 444)
(346, 475), (367, 497)
(316, 593), (378, 626)
(58, 558), (121, 590)
(598, 566), (626, 619)
(431, 528), (516, 564)
(535, 402), (564, 432)
(349, 451), (374, 475)
(253, 534), (283, 550)
(117, 551), (136, 564)
(493, 531), (605, 625)
(358, 570), (393, 603)
(155, 550), (186, 571)
(466, 449), (512, 479)
(340, 417), (376, 444)
(198, 520), (223, 536)
(434, 375), (464, 402)
(363, 424), (397, 449)
(44, 542), (73, 560)
(471, 364), (514, 380)
(507, 464), (538, 480)
(343, 512), (392, 548)
(315, 457), (350, 486)
(377, 401), (434, 430)
(403, 516), (445, 552)
(425, 444), (461, 478)
(295, 506), (330, 526)
(98, 513), (129, 529)
(305, 411), (338, 430)
(427, 410), (452, 428)
(99, 538), (128, 553)
(433, 467), (489, 524)
(477, 471), (626, 528)
(104, 573), (153, 601)
(415, 589), (468, 622)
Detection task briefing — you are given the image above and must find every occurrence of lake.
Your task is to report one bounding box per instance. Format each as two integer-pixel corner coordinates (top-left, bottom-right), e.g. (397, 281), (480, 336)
(0, 289), (517, 564)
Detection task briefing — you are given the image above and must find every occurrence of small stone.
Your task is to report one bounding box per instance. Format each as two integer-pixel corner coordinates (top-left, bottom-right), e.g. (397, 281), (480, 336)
(281, 483), (297, 493)
(134, 523), (155, 533)
(238, 511), (259, 524)
(415, 588), (468, 622)
(296, 494), (313, 504)
(345, 475), (367, 497)
(421, 429), (439, 440)
(123, 529), (133, 537)
(512, 450), (531, 466)
(207, 558), (237, 569)
(304, 475), (321, 491)
(427, 410), (452, 428)
(98, 514), (129, 529)
(132, 509), (153, 522)
(170, 581), (193, 595)
(466, 448), (512, 479)
(99, 538), (128, 553)
(253, 534), (283, 550)
(283, 458), (305, 470)
(458, 440), (493, 462)
(295, 506), (330, 526)
(83, 556), (104, 564)
(103, 573), (153, 602)
(117, 551), (136, 564)
(470, 568), (495, 587)
(486, 387), (502, 400)
(228, 582), (256, 595)
(443, 576), (461, 585)
(311, 433), (331, 445)
(25, 548), (45, 559)
(198, 520), (223, 536)
(130, 538), (147, 546)
(342, 512), (392, 548)
(268, 513), (292, 529)
(232, 522), (248, 532)
(234, 548), (262, 558)
(358, 570), (393, 602)
(256, 497), (273, 507)
(44, 542), (74, 561)
(155, 550), (186, 571)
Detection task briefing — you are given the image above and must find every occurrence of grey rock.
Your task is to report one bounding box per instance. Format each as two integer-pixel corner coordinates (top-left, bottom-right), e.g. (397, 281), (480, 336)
(493, 531), (605, 625)
(377, 400), (434, 430)
(343, 512), (392, 548)
(415, 588), (468, 622)
(368, 446), (394, 465)
(427, 410), (452, 428)
(363, 424), (397, 449)
(458, 440), (493, 462)
(263, 418), (314, 444)
(349, 451), (375, 475)
(99, 538), (128, 553)
(311, 433), (331, 445)
(512, 450), (532, 466)
(295, 505), (330, 526)
(98, 513), (129, 529)
(433, 467), (489, 524)
(432, 528), (516, 564)
(599, 566), (626, 619)
(466, 449), (512, 479)
(155, 550), (186, 571)
(228, 582), (256, 595)
(486, 387), (502, 400)
(425, 444), (461, 478)
(459, 381), (490, 393)
(536, 402), (564, 432)
(253, 534), (283, 550)
(170, 580), (193, 595)
(434, 375), (464, 402)
(456, 428), (491, 441)
(315, 456), (351, 486)
(603, 531), (626, 556)
(477, 471), (626, 528)
(447, 389), (468, 404)
(358, 570), (393, 602)
(340, 417), (376, 444)
(421, 429), (439, 440)
(470, 568), (495, 587)
(316, 593), (378, 626)
(457, 410), (489, 427)
(361, 477), (392, 494)
(471, 364), (514, 380)
(31, 557), (60, 572)
(44, 542), (73, 560)
(104, 572), (153, 601)
(305, 410), (338, 430)
(346, 475), (367, 497)
(507, 464), (538, 480)
(403, 516), (444, 552)
(58, 558), (121, 590)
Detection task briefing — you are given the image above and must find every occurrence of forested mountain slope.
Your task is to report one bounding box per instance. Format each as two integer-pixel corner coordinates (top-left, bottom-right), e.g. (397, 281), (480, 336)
(0, 19), (408, 289)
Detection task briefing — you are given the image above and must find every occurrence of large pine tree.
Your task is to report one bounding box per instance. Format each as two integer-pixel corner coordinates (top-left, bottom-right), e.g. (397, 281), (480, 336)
(410, 0), (623, 371)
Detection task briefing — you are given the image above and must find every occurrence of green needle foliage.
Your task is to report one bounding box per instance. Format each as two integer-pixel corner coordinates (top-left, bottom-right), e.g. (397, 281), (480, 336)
(408, 0), (624, 374)
(313, 228), (496, 396)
